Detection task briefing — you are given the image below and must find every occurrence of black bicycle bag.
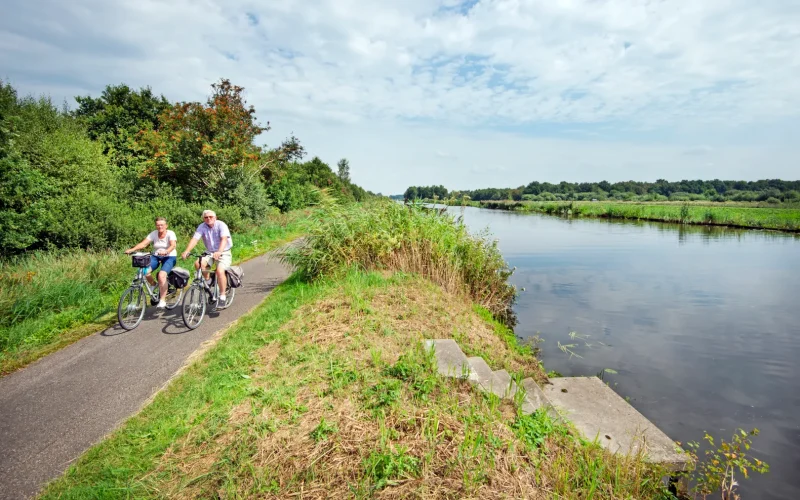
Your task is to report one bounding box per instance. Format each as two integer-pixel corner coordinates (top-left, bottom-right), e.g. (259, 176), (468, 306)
(226, 265), (244, 288)
(131, 254), (150, 268)
(168, 267), (191, 289)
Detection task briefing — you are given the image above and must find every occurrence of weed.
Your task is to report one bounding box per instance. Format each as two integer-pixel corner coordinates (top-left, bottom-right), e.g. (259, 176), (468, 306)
(363, 379), (403, 411)
(683, 428), (769, 499)
(363, 446), (420, 491)
(512, 408), (566, 450)
(309, 417), (338, 443)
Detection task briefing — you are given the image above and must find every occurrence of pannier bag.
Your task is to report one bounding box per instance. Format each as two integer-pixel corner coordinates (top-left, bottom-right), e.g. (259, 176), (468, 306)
(226, 265), (244, 288)
(131, 253), (151, 268)
(168, 267), (191, 289)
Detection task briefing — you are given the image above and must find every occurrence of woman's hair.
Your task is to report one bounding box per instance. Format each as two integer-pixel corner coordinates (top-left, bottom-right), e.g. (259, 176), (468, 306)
(154, 217), (167, 224)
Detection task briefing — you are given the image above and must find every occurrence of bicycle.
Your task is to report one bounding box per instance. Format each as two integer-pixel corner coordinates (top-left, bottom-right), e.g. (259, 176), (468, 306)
(117, 252), (184, 330)
(181, 251), (236, 330)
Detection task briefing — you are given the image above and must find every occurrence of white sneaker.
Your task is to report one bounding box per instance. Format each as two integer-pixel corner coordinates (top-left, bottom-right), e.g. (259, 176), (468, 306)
(156, 300), (166, 309)
(218, 295), (226, 304)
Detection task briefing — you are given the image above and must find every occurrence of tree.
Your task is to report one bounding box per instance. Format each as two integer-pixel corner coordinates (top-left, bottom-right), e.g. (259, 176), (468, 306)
(135, 78), (268, 201)
(337, 158), (350, 183)
(74, 84), (170, 169)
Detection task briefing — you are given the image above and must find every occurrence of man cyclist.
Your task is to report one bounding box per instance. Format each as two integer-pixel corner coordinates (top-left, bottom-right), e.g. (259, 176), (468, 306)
(124, 217), (177, 309)
(181, 210), (233, 306)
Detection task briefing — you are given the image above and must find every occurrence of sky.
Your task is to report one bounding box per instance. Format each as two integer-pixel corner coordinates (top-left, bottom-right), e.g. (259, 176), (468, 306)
(1, 0), (799, 195)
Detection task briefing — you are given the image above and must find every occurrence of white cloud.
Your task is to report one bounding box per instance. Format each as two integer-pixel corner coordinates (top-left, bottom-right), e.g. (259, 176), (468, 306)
(1, 0), (799, 193)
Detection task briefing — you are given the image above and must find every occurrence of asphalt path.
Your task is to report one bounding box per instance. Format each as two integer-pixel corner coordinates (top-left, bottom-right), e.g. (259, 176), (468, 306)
(0, 251), (293, 499)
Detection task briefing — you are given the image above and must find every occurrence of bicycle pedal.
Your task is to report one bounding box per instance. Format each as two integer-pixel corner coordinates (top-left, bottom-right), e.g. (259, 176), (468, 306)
(150, 298), (159, 306)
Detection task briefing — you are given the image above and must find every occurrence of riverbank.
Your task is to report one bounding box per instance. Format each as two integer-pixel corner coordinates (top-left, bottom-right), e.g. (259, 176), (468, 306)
(469, 200), (800, 232)
(0, 210), (311, 375)
(26, 201), (772, 498)
(40, 272), (678, 499)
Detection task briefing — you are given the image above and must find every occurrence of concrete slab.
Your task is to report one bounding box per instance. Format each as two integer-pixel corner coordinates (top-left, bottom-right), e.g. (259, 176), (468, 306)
(467, 357), (507, 398)
(542, 377), (689, 470)
(423, 339), (471, 380)
(520, 378), (549, 415)
(491, 369), (518, 399)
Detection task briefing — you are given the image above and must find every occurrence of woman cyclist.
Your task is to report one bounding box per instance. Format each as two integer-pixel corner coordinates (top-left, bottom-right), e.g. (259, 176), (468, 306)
(125, 217), (178, 309)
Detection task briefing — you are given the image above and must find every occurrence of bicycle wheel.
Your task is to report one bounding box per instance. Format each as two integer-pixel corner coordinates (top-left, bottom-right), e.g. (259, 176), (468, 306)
(118, 286), (146, 330)
(181, 284), (206, 330)
(219, 283), (235, 309)
(164, 284), (183, 310)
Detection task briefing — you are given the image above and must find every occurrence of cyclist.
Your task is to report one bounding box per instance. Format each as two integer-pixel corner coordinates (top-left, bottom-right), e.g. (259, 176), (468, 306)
(180, 210), (233, 306)
(124, 217), (178, 309)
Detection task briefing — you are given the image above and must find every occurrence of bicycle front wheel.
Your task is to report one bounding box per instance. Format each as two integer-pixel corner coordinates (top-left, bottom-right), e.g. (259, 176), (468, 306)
(118, 286), (146, 330)
(182, 284), (206, 330)
(164, 284), (183, 310)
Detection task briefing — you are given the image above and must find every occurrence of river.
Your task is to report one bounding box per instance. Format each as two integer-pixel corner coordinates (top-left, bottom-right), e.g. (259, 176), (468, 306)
(449, 205), (800, 500)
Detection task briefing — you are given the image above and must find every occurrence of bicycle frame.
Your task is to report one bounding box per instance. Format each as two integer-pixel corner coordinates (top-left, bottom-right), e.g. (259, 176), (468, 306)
(130, 266), (162, 303)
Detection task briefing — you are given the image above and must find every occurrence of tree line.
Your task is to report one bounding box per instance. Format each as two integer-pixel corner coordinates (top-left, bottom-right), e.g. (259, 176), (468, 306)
(404, 179), (800, 204)
(0, 78), (375, 255)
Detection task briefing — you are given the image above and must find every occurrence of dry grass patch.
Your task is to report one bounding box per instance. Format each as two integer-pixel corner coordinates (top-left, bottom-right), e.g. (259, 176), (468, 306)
(144, 272), (674, 499)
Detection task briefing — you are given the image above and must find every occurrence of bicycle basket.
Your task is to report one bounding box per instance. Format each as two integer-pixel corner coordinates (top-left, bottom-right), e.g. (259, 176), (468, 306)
(168, 267), (190, 289)
(131, 254), (151, 268)
(225, 265), (244, 288)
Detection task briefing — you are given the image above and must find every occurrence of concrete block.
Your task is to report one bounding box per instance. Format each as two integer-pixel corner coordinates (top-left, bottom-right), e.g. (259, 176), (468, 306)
(520, 378), (550, 415)
(542, 377), (689, 471)
(491, 369), (518, 399)
(467, 357), (509, 398)
(424, 339), (472, 380)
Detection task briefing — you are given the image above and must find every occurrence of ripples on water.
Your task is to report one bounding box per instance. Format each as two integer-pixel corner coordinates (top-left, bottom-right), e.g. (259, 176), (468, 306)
(449, 206), (800, 500)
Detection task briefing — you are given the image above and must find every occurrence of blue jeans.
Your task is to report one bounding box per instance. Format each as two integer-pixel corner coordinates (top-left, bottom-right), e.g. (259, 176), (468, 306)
(147, 255), (176, 276)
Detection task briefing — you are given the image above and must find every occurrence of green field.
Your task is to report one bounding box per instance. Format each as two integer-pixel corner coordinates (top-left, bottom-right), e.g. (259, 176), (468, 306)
(477, 200), (800, 232)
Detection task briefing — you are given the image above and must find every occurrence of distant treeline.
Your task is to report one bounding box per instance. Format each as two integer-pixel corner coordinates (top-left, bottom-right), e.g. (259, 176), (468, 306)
(403, 179), (800, 204)
(0, 78), (376, 255)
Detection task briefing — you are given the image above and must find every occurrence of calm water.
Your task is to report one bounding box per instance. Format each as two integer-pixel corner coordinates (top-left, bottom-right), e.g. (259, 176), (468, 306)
(451, 206), (800, 500)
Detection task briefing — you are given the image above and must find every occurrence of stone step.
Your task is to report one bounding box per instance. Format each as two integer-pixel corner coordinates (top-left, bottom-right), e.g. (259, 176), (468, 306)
(423, 339), (471, 380)
(542, 377), (689, 472)
(491, 369), (518, 399)
(466, 357), (509, 398)
(519, 377), (551, 415)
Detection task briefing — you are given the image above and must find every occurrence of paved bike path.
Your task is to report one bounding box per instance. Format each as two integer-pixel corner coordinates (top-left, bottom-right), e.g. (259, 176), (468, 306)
(0, 252), (293, 499)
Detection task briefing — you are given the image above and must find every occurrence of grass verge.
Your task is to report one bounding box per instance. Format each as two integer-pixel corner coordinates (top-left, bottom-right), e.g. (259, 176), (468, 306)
(0, 210), (311, 375)
(477, 200), (800, 232)
(40, 269), (675, 499)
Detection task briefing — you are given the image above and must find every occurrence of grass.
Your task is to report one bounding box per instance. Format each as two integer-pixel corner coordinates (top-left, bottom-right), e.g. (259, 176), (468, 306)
(39, 269), (677, 499)
(280, 200), (518, 325)
(478, 200), (800, 232)
(0, 210), (311, 375)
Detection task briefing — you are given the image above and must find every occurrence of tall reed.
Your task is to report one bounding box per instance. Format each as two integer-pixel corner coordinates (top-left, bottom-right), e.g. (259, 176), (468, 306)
(280, 201), (517, 324)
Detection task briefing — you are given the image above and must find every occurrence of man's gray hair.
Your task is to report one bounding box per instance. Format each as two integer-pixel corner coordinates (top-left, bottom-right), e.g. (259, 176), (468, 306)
(202, 210), (216, 218)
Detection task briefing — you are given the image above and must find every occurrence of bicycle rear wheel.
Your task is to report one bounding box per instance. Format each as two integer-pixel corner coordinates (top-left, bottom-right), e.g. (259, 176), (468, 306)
(164, 284), (183, 310)
(219, 283), (235, 309)
(118, 286), (146, 330)
(181, 284), (206, 330)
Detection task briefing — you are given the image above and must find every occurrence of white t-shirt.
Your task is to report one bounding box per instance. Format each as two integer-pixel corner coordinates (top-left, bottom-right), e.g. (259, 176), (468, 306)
(146, 230), (178, 257)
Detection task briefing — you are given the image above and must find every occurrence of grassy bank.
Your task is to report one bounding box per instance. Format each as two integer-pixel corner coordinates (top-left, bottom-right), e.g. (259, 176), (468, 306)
(477, 200), (800, 232)
(39, 201), (680, 499)
(0, 210), (311, 375)
(41, 269), (677, 499)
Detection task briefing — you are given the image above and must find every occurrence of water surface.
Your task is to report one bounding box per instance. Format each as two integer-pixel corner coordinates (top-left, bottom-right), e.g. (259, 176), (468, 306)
(451, 206), (800, 500)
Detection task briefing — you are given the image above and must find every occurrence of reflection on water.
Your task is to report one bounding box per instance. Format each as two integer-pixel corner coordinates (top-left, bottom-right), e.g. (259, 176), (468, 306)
(449, 206), (800, 500)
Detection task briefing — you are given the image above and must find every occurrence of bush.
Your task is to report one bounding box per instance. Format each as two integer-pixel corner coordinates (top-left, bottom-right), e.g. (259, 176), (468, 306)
(281, 200), (517, 324)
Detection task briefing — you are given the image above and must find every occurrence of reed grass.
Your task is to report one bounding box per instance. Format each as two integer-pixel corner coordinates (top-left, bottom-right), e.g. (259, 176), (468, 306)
(280, 200), (518, 325)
